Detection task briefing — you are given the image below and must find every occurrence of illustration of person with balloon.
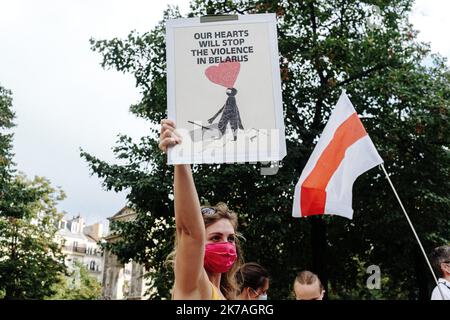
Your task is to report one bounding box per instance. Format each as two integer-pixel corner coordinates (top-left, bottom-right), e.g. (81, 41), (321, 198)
(188, 61), (245, 143)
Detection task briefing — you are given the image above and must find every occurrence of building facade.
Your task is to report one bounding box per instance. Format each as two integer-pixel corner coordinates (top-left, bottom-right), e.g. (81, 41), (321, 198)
(55, 215), (104, 283)
(101, 207), (150, 300)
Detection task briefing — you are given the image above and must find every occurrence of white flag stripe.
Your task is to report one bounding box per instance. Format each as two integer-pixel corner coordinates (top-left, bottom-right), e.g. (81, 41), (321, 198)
(292, 181), (301, 217)
(324, 135), (383, 219)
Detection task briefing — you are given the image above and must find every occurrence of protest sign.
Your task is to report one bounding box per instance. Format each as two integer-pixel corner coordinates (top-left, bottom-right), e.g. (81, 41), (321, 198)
(166, 13), (286, 164)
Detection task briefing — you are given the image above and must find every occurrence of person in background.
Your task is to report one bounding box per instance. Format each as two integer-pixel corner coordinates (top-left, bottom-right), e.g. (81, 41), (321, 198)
(429, 245), (450, 300)
(236, 262), (270, 300)
(293, 270), (325, 300)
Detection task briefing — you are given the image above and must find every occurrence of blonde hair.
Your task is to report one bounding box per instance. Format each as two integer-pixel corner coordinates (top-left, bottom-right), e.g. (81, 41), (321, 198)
(166, 202), (244, 300)
(293, 270), (323, 293)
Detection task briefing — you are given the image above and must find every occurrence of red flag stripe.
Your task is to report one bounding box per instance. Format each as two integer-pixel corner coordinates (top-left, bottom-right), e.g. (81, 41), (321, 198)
(300, 112), (368, 216)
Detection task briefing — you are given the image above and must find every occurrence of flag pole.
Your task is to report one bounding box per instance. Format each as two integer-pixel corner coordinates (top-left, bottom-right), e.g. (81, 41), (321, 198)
(380, 163), (446, 300)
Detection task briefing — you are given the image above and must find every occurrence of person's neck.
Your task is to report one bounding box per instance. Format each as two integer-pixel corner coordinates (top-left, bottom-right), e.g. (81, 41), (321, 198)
(208, 272), (222, 289)
(443, 274), (450, 282)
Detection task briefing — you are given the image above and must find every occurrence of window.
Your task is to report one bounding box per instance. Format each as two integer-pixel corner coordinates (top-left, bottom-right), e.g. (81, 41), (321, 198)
(90, 261), (95, 270)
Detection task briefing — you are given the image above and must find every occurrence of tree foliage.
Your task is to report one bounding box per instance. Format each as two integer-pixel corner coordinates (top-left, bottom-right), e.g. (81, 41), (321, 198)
(82, 0), (450, 299)
(0, 174), (68, 300)
(0, 84), (68, 299)
(48, 261), (102, 300)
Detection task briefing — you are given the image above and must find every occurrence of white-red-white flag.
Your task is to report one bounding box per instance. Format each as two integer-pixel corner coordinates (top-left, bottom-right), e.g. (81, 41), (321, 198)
(292, 91), (383, 219)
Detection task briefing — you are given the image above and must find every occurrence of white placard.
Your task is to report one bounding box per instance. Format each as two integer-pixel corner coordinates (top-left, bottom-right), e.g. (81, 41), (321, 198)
(166, 13), (286, 164)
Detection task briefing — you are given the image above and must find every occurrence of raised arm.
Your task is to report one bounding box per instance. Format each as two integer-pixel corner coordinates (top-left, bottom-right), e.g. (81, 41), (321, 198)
(159, 120), (210, 299)
(173, 164), (206, 295)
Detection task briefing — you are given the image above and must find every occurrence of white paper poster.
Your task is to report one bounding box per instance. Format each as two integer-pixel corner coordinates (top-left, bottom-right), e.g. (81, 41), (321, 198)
(166, 13), (286, 164)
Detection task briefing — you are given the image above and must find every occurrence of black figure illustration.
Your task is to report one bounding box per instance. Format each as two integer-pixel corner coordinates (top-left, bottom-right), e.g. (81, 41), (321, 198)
(207, 88), (244, 141)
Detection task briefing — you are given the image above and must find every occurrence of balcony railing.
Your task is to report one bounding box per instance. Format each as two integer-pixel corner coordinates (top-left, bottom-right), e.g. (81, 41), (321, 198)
(85, 250), (102, 257)
(63, 245), (86, 254)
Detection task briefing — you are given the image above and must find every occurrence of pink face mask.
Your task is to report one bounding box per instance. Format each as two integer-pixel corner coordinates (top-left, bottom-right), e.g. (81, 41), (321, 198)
(204, 242), (237, 274)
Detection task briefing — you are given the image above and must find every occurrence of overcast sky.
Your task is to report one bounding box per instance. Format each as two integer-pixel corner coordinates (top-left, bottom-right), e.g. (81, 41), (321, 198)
(0, 0), (448, 227)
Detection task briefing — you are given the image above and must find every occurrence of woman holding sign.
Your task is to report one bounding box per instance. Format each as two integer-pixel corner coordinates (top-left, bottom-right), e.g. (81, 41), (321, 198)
(159, 119), (243, 300)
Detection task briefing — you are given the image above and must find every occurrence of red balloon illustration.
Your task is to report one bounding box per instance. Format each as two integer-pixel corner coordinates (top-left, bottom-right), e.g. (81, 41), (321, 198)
(205, 61), (240, 88)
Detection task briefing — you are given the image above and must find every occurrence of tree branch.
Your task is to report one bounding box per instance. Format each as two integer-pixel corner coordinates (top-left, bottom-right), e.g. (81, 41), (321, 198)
(307, 1), (331, 148)
(337, 62), (387, 87)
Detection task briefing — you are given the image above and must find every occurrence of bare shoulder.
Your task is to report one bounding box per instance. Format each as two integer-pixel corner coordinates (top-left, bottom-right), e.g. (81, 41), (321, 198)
(173, 271), (212, 300)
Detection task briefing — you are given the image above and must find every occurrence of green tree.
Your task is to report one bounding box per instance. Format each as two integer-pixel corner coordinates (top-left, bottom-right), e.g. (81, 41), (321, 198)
(49, 261), (102, 300)
(82, 0), (450, 299)
(0, 175), (68, 300)
(0, 84), (68, 299)
(0, 86), (14, 183)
